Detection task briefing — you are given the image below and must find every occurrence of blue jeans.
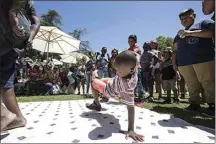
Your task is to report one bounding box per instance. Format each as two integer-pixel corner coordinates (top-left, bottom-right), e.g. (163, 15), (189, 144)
(98, 68), (108, 78)
(86, 71), (91, 94)
(135, 68), (145, 101)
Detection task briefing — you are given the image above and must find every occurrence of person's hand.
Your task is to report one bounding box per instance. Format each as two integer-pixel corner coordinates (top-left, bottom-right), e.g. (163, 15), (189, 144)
(173, 64), (178, 71)
(25, 38), (33, 50)
(178, 30), (192, 38)
(176, 71), (181, 81)
(125, 130), (144, 142)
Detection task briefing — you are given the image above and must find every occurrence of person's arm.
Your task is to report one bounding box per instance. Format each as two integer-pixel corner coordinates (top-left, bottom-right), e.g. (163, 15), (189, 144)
(172, 43), (178, 71)
(178, 20), (214, 38)
(26, 1), (40, 48)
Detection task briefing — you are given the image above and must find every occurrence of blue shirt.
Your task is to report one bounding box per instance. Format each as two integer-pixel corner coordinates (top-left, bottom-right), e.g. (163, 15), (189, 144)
(97, 54), (108, 70)
(174, 19), (215, 66)
(86, 59), (96, 72)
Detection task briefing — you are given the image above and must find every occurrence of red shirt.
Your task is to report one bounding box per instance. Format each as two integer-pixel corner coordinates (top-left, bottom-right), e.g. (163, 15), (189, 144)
(128, 43), (141, 68)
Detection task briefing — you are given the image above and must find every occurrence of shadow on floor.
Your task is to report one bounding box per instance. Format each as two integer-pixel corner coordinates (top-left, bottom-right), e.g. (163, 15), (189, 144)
(80, 112), (122, 140)
(105, 101), (122, 106)
(0, 132), (10, 140)
(151, 106), (215, 131)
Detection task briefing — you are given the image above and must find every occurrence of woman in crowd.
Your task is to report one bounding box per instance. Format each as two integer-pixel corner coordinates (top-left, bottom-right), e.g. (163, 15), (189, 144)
(108, 48), (118, 78)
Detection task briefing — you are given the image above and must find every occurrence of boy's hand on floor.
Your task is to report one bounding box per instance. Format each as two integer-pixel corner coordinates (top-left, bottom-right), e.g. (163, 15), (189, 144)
(125, 130), (144, 142)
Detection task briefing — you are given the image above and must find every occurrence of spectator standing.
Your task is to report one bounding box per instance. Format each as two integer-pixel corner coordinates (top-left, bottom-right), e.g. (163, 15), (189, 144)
(0, 0), (40, 130)
(160, 48), (180, 103)
(149, 41), (162, 102)
(97, 47), (109, 78)
(128, 35), (145, 106)
(107, 48), (118, 78)
(173, 8), (215, 117)
(85, 52), (96, 95)
(140, 42), (154, 99)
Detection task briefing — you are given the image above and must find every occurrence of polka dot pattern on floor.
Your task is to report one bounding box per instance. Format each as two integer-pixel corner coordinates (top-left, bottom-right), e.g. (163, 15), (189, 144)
(1, 99), (215, 143)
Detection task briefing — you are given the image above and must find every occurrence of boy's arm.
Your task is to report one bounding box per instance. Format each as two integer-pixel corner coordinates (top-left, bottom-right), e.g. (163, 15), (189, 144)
(127, 106), (135, 131)
(126, 105), (144, 142)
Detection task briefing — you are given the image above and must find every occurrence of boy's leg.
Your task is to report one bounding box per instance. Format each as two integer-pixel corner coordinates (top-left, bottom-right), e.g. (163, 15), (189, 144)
(162, 80), (171, 103)
(86, 86), (101, 111)
(170, 79), (179, 103)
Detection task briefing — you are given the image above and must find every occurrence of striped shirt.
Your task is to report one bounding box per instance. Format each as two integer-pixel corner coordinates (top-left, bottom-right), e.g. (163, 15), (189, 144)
(103, 68), (138, 106)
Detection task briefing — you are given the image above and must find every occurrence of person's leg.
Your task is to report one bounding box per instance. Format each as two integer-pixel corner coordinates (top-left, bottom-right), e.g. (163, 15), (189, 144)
(178, 76), (186, 99)
(0, 49), (26, 130)
(86, 79), (107, 111)
(155, 73), (162, 99)
(76, 78), (81, 95)
(170, 79), (179, 103)
(86, 72), (91, 94)
(147, 72), (154, 101)
(178, 65), (201, 111)
(193, 60), (215, 116)
(137, 69), (144, 102)
(0, 103), (16, 131)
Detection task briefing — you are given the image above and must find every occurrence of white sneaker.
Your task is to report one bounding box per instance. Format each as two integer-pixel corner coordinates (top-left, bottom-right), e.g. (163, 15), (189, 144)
(159, 98), (165, 103)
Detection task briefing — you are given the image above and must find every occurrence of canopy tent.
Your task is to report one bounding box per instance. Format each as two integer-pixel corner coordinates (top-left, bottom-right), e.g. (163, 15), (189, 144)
(32, 26), (80, 57)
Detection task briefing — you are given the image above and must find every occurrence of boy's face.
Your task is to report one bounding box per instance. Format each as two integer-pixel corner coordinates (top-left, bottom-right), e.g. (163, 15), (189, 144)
(164, 52), (171, 60)
(92, 64), (96, 70)
(115, 64), (134, 78)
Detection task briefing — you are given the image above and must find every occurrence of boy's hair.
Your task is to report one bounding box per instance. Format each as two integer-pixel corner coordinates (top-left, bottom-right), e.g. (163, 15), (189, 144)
(114, 50), (137, 68)
(128, 34), (137, 43)
(179, 8), (195, 18)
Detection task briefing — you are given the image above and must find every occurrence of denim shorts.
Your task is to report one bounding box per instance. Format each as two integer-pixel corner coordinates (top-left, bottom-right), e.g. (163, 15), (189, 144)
(0, 49), (18, 88)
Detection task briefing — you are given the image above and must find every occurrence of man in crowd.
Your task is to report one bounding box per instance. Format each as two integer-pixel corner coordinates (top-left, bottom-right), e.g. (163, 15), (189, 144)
(96, 47), (108, 78)
(172, 8), (215, 117)
(0, 0), (40, 130)
(140, 42), (154, 102)
(202, 0), (215, 21)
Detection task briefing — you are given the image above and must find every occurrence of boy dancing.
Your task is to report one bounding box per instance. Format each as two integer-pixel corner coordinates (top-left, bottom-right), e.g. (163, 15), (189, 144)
(86, 50), (144, 142)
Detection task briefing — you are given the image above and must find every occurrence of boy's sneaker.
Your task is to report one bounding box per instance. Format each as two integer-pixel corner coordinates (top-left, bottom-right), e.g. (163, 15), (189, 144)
(136, 102), (144, 107)
(202, 104), (215, 118)
(184, 104), (201, 112)
(158, 98), (165, 103)
(86, 101), (101, 111)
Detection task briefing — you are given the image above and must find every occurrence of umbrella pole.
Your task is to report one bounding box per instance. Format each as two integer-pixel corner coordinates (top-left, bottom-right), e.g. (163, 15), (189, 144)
(47, 31), (51, 59)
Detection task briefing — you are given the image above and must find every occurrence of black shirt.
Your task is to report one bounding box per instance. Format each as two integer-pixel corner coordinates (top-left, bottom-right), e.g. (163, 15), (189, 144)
(161, 59), (176, 80)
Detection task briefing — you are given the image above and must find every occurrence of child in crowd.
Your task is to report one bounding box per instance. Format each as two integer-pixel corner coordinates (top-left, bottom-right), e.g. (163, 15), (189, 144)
(86, 50), (144, 142)
(160, 48), (181, 103)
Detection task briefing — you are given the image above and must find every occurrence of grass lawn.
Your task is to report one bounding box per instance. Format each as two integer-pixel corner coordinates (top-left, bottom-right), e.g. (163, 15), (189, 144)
(16, 94), (215, 129)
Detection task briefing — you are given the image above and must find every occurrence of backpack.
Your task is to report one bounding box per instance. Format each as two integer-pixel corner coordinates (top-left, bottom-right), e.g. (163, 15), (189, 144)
(0, 0), (31, 51)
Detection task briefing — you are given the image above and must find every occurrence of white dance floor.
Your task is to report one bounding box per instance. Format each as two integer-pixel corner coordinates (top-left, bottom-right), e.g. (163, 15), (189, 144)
(1, 99), (215, 143)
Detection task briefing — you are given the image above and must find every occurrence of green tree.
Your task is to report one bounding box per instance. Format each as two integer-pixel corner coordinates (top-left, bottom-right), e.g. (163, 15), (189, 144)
(156, 36), (174, 51)
(69, 28), (92, 56)
(40, 9), (62, 29)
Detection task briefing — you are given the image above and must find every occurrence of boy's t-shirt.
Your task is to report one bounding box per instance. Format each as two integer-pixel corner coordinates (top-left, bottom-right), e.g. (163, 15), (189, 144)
(161, 59), (176, 80)
(103, 68), (138, 106)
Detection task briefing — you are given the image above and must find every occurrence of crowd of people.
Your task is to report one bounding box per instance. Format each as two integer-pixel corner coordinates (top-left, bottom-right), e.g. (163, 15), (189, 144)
(0, 0), (215, 142)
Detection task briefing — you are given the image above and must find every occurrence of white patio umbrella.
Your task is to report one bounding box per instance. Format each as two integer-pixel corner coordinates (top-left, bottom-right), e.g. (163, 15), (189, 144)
(60, 52), (90, 64)
(32, 26), (80, 57)
(43, 59), (63, 66)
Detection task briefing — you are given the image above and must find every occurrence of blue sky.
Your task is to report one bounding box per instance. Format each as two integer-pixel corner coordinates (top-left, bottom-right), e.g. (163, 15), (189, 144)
(34, 1), (213, 53)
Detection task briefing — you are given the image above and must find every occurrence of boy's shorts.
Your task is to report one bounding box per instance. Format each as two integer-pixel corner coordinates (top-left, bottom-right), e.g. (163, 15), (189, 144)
(0, 49), (18, 88)
(92, 78), (113, 94)
(162, 79), (177, 91)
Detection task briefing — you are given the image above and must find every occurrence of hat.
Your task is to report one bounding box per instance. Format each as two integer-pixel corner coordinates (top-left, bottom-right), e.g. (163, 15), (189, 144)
(164, 47), (172, 53)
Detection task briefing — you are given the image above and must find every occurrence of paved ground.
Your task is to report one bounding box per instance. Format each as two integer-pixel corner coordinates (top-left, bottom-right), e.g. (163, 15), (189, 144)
(1, 99), (215, 143)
